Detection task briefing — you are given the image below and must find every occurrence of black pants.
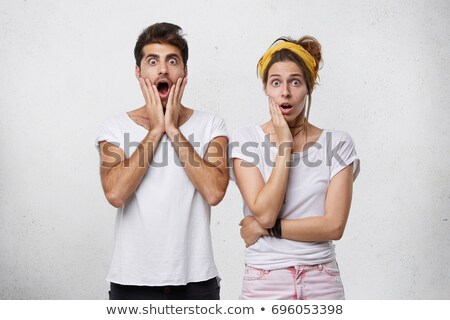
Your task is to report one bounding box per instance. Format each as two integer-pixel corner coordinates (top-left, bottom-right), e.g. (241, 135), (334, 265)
(109, 277), (220, 300)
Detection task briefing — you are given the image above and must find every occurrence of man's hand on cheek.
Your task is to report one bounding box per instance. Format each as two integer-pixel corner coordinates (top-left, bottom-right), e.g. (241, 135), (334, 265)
(165, 77), (187, 137)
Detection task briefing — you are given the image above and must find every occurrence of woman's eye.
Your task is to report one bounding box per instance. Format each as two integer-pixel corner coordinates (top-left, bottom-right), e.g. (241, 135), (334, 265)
(292, 79), (301, 86)
(272, 80), (280, 86)
(148, 59), (157, 65)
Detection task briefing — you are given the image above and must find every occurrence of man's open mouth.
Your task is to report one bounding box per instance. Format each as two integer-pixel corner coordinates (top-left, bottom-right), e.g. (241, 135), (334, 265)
(157, 81), (170, 95)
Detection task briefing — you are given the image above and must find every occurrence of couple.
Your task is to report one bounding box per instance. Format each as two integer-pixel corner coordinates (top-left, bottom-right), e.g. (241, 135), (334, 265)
(95, 22), (360, 300)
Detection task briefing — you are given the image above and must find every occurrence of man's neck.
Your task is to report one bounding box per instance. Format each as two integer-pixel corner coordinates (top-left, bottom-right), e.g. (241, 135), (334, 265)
(128, 105), (194, 127)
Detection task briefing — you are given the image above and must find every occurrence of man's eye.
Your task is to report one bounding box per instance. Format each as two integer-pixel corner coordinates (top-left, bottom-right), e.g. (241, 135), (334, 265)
(169, 58), (177, 65)
(148, 59), (157, 65)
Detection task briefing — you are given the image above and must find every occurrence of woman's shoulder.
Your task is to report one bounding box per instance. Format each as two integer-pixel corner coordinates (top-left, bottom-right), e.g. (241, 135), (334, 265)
(231, 125), (263, 141)
(322, 129), (356, 143)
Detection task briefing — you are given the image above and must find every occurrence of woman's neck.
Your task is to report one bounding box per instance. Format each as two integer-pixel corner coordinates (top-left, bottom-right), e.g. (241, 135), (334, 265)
(287, 111), (306, 137)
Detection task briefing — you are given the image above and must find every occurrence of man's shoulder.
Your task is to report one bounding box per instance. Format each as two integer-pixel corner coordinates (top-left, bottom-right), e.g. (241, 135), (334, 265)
(189, 109), (225, 126)
(99, 112), (128, 128)
(192, 109), (220, 119)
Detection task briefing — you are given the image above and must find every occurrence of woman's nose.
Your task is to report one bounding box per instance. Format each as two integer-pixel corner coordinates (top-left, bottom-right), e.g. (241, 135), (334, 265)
(281, 84), (291, 98)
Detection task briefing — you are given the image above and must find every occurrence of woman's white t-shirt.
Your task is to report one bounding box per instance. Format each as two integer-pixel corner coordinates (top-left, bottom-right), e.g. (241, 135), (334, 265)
(230, 126), (360, 269)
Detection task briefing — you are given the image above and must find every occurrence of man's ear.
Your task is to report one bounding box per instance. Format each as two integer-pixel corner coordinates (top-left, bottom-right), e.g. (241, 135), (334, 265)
(135, 65), (141, 79)
(184, 65), (188, 78)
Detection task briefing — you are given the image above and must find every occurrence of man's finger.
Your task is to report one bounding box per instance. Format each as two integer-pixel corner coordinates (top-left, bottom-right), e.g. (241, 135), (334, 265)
(151, 84), (163, 107)
(166, 84), (176, 110)
(178, 77), (187, 103)
(139, 78), (151, 102)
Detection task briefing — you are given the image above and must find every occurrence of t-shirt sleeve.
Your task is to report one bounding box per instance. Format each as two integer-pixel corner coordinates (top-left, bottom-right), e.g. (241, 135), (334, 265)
(229, 127), (262, 182)
(210, 115), (228, 141)
(94, 119), (120, 152)
(229, 127), (260, 165)
(329, 132), (360, 181)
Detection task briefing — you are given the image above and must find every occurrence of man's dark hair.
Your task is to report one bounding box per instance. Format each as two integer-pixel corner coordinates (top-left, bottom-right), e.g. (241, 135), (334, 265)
(134, 22), (188, 68)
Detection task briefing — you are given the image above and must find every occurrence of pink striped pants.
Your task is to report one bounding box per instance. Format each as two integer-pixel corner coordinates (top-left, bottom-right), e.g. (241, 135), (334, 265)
(240, 259), (345, 300)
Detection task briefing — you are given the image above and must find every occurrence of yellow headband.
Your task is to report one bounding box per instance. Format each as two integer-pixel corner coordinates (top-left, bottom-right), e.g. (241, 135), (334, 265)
(258, 41), (317, 82)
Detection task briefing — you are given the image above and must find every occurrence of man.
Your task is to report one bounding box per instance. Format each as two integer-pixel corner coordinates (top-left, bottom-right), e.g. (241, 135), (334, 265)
(95, 22), (229, 300)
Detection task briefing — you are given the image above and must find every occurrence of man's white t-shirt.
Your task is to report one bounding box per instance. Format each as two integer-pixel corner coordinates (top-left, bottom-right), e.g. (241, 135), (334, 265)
(95, 110), (227, 286)
(230, 126), (360, 269)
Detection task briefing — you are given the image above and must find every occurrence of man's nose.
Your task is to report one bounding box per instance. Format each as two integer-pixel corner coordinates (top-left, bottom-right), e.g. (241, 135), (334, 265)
(158, 62), (168, 75)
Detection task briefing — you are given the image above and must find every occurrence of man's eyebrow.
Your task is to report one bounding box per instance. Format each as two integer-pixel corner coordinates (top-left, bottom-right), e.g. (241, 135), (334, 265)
(166, 53), (181, 60)
(144, 53), (159, 60)
(143, 53), (181, 61)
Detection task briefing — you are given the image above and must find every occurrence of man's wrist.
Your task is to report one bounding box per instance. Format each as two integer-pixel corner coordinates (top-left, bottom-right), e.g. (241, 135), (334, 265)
(166, 127), (181, 141)
(148, 128), (164, 140)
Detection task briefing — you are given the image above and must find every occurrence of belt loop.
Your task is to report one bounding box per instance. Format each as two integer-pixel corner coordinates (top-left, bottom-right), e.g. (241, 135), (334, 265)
(293, 265), (303, 280)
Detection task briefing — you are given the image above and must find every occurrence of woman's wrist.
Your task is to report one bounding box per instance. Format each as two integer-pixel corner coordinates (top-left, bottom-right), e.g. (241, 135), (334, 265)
(277, 141), (293, 156)
(268, 218), (282, 238)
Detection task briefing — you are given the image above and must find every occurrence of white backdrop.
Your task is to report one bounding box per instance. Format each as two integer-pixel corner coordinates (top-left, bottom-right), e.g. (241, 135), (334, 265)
(1, 0), (449, 299)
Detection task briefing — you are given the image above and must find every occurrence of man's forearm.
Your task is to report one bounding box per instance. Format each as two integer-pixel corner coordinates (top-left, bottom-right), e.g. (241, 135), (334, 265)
(168, 129), (229, 206)
(102, 129), (163, 207)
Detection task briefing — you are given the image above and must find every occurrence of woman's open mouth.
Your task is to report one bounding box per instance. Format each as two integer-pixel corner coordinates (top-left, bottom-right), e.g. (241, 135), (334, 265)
(279, 103), (293, 114)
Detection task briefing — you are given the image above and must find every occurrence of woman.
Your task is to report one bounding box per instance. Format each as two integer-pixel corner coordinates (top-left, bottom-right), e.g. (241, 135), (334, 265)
(230, 36), (360, 300)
